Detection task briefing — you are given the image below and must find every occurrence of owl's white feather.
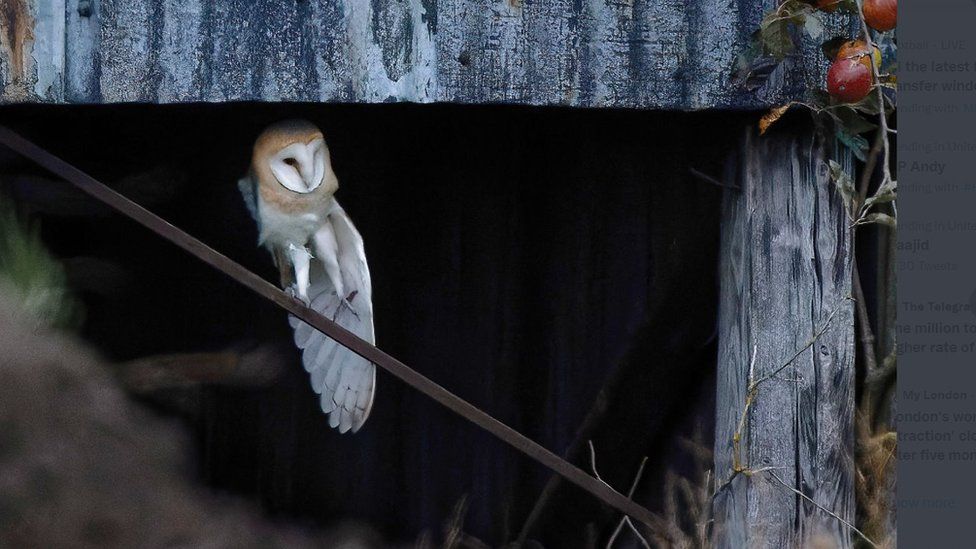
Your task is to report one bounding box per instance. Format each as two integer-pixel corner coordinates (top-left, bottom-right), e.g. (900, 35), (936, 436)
(287, 204), (375, 433)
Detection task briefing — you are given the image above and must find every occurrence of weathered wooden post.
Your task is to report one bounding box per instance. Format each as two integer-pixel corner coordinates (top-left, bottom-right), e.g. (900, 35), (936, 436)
(713, 126), (856, 548)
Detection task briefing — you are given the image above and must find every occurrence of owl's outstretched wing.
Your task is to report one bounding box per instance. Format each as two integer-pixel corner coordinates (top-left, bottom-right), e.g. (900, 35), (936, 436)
(288, 202), (375, 433)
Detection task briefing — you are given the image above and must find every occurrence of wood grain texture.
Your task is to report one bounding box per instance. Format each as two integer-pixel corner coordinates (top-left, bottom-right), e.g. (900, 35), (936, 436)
(713, 125), (856, 548)
(7, 0), (848, 108)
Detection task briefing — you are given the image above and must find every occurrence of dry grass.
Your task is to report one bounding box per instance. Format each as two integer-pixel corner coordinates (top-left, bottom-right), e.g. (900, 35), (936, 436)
(0, 289), (381, 548)
(638, 429), (714, 549)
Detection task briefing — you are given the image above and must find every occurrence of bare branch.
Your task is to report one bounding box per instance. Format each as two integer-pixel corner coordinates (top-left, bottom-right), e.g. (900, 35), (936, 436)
(722, 297), (849, 499)
(689, 167), (740, 190)
(751, 299), (846, 388)
(588, 441), (652, 549)
(730, 300), (842, 475)
(606, 457), (648, 548)
(852, 262), (878, 373)
(732, 345), (759, 471)
(764, 469), (878, 548)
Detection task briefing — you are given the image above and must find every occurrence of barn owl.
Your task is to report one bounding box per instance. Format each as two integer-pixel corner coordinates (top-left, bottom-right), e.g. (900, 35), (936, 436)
(238, 119), (375, 433)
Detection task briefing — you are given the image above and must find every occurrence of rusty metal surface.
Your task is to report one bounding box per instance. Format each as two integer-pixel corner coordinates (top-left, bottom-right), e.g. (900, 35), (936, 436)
(4, 0), (846, 109)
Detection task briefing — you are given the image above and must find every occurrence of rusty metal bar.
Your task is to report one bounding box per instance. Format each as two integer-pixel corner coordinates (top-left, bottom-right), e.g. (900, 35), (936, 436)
(0, 125), (658, 529)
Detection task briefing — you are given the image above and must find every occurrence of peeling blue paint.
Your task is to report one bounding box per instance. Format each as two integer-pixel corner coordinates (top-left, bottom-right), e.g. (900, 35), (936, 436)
(6, 0), (848, 109)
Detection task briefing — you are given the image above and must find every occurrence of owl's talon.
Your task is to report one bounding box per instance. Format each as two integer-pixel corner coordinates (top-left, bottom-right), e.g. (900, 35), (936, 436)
(286, 285), (311, 307)
(333, 295), (361, 321)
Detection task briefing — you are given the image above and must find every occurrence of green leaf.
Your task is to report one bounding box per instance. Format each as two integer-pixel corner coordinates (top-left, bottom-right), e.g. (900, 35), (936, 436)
(760, 17), (794, 59)
(863, 179), (898, 210)
(758, 0), (845, 59)
(859, 213), (897, 228)
(828, 160), (856, 215)
(836, 131), (869, 161)
(882, 87), (897, 113)
(731, 42), (782, 92)
(0, 199), (82, 328)
(835, 106), (879, 134)
(807, 88), (833, 108)
(781, 0), (815, 19)
(849, 94), (885, 116)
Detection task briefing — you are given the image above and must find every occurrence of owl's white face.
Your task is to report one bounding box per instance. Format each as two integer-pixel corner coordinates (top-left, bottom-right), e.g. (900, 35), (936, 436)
(269, 138), (328, 194)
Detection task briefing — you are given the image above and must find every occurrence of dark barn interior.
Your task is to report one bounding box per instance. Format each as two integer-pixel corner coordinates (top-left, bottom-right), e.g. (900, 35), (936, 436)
(1, 104), (750, 546)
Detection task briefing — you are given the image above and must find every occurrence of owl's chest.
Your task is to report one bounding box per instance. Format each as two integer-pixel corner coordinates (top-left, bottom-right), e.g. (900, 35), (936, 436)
(257, 194), (333, 248)
(256, 167), (337, 214)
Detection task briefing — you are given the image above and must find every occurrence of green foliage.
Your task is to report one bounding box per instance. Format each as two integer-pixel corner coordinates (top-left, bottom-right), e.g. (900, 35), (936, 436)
(828, 159), (856, 217)
(0, 197), (81, 329)
(758, 1), (817, 59)
(856, 212), (896, 228)
(829, 94), (892, 160)
(861, 177), (897, 213)
(739, 1), (897, 165)
(759, 12), (796, 59)
(733, 1), (864, 93)
(743, 2), (898, 229)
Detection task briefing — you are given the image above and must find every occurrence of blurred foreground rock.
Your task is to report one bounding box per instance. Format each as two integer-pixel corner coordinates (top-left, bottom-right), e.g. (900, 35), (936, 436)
(0, 290), (380, 548)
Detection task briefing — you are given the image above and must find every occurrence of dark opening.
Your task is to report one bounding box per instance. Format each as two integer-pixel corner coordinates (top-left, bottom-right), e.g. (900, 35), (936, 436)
(1, 103), (746, 547)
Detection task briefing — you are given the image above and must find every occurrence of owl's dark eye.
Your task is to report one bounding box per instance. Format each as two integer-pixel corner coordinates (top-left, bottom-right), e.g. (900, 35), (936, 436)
(284, 157), (299, 168)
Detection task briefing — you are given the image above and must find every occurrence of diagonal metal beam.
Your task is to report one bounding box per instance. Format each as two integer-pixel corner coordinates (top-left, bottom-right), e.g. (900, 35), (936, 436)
(0, 125), (658, 529)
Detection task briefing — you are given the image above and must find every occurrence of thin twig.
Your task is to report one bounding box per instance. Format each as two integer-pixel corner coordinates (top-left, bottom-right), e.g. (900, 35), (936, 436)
(606, 457), (648, 548)
(588, 441), (652, 549)
(689, 168), (740, 190)
(443, 495), (468, 549)
(732, 345), (759, 471)
(851, 261), (878, 441)
(726, 298), (847, 486)
(764, 469), (878, 548)
(711, 466), (788, 507)
(852, 262), (879, 379)
(856, 126), (884, 209)
(697, 469), (712, 546)
(751, 299), (846, 388)
(515, 379), (617, 546)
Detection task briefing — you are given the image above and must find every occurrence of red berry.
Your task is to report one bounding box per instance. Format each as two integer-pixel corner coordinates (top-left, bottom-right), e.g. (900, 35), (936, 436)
(836, 40), (882, 71)
(827, 58), (873, 103)
(863, 0), (897, 32)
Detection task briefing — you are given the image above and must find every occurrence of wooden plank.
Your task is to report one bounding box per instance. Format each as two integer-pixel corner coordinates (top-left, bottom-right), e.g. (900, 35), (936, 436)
(713, 124), (856, 548)
(8, 0), (846, 108)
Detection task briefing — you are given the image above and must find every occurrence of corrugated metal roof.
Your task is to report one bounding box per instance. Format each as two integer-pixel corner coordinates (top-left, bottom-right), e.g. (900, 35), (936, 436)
(5, 0), (847, 109)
